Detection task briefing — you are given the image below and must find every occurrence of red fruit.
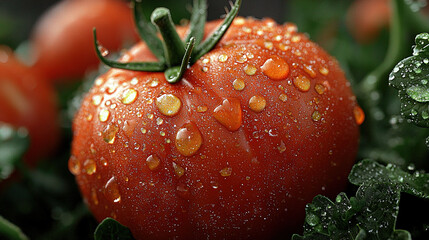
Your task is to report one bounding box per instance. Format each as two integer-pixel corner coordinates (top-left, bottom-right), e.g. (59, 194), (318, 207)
(346, 0), (390, 43)
(70, 2), (362, 239)
(0, 47), (59, 165)
(30, 0), (138, 82)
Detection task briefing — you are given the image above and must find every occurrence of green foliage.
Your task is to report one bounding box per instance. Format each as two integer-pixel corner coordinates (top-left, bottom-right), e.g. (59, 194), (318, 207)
(0, 123), (29, 181)
(94, 218), (135, 240)
(294, 159), (429, 239)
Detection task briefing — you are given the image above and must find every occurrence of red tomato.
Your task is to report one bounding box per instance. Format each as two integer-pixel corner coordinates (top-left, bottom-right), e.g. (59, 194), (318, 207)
(0, 47), (59, 165)
(30, 0), (138, 82)
(346, 0), (390, 43)
(70, 16), (362, 239)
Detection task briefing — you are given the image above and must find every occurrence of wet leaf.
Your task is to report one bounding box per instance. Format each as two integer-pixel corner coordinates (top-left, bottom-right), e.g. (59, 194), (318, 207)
(94, 218), (135, 240)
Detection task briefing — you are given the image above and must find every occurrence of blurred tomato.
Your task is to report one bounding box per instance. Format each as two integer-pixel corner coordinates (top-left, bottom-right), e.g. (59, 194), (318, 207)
(346, 0), (390, 43)
(0, 47), (59, 165)
(30, 0), (138, 82)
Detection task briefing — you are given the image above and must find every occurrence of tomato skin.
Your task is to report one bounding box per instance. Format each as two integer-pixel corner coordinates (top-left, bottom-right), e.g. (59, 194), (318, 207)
(30, 0), (138, 82)
(70, 18), (360, 239)
(0, 47), (59, 165)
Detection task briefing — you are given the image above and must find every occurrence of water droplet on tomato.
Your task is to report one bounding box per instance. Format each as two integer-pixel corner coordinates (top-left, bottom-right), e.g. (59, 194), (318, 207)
(319, 67), (329, 76)
(314, 84), (326, 94)
(218, 54), (228, 62)
(353, 106), (365, 125)
(146, 154), (161, 171)
(291, 35), (301, 43)
(261, 55), (289, 80)
(233, 79), (245, 91)
(123, 119), (137, 137)
(149, 79), (159, 87)
(196, 105), (208, 113)
(210, 181), (219, 189)
(249, 95), (267, 112)
(91, 188), (99, 205)
(156, 94), (182, 116)
(172, 162), (185, 178)
(156, 117), (164, 125)
(83, 159), (96, 175)
(244, 64), (257, 75)
(277, 141), (286, 153)
(264, 41), (274, 50)
(278, 43), (290, 51)
(104, 176), (121, 203)
(219, 167), (232, 177)
(293, 75), (311, 92)
(279, 93), (288, 102)
(100, 157), (108, 166)
(303, 64), (317, 78)
(99, 109), (110, 122)
(175, 122), (203, 156)
(176, 182), (190, 198)
(311, 111), (322, 121)
(213, 98), (242, 131)
(92, 95), (103, 106)
(236, 54), (248, 63)
(121, 88), (138, 105)
(202, 66), (209, 72)
(68, 155), (80, 175)
(103, 124), (119, 144)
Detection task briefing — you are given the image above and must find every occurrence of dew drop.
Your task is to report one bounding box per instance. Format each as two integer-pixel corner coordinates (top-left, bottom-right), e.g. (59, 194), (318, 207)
(156, 117), (164, 125)
(303, 64), (317, 78)
(175, 122), (203, 156)
(293, 75), (311, 92)
(353, 106), (365, 125)
(314, 84), (326, 94)
(68, 156), (81, 175)
(279, 93), (288, 102)
(264, 41), (274, 50)
(213, 98), (242, 131)
(196, 105), (208, 113)
(261, 55), (289, 80)
(121, 88), (138, 104)
(104, 176), (121, 203)
(319, 67), (329, 76)
(100, 157), (108, 166)
(244, 64), (257, 75)
(149, 79), (159, 87)
(233, 78), (246, 91)
(277, 140), (286, 153)
(98, 45), (109, 57)
(278, 43), (290, 51)
(156, 94), (182, 116)
(176, 183), (190, 198)
(219, 167), (232, 177)
(91, 188), (99, 205)
(218, 54), (228, 62)
(311, 111), (322, 121)
(123, 119), (137, 137)
(236, 54), (248, 63)
(146, 154), (161, 171)
(172, 162), (185, 178)
(99, 109), (110, 122)
(83, 159), (96, 175)
(102, 124), (119, 144)
(249, 95), (267, 112)
(92, 95), (103, 106)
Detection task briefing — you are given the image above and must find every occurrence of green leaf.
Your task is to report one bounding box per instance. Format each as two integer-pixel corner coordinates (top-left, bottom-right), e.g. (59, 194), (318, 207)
(0, 215), (28, 240)
(191, 0), (242, 63)
(94, 218), (135, 240)
(350, 159), (429, 198)
(184, 0), (207, 46)
(133, 0), (165, 62)
(389, 33), (429, 128)
(0, 123), (29, 181)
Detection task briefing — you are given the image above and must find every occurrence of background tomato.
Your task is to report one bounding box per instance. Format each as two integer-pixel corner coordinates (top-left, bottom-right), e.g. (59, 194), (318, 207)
(0, 46), (59, 165)
(29, 0), (138, 82)
(70, 13), (361, 239)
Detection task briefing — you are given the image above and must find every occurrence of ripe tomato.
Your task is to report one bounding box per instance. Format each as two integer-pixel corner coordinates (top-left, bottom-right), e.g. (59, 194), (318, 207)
(0, 47), (59, 165)
(30, 0), (138, 82)
(346, 0), (390, 43)
(70, 2), (362, 238)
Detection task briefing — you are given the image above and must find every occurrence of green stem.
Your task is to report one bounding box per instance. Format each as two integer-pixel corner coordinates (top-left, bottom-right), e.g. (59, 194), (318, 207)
(165, 37), (196, 83)
(0, 216), (28, 240)
(151, 8), (185, 67)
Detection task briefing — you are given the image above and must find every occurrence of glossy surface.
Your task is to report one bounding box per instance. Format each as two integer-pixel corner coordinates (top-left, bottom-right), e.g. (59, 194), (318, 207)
(71, 18), (361, 239)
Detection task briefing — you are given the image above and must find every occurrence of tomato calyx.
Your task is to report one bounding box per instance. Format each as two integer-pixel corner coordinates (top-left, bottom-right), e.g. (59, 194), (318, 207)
(93, 0), (241, 84)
